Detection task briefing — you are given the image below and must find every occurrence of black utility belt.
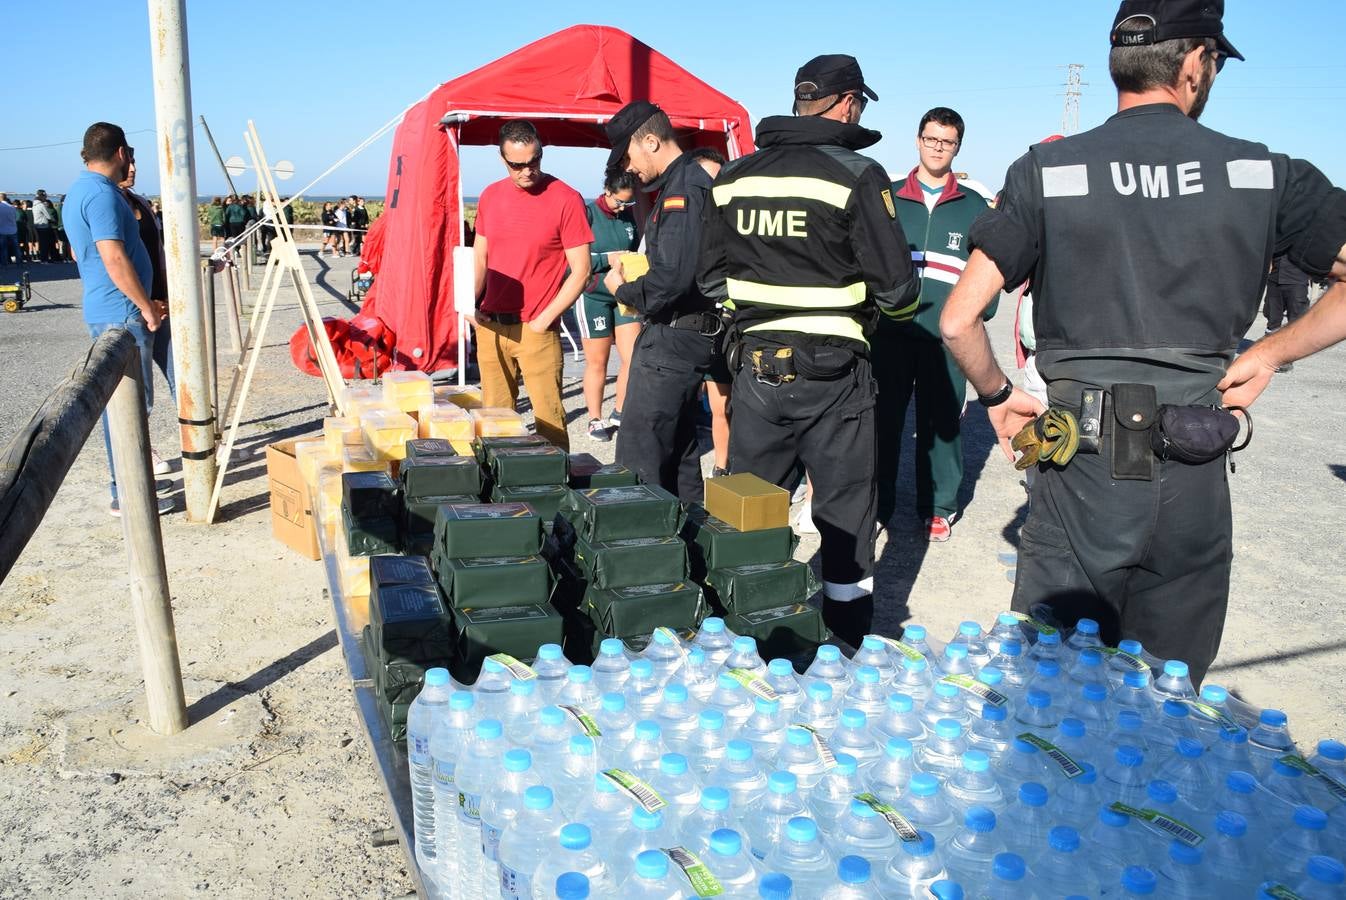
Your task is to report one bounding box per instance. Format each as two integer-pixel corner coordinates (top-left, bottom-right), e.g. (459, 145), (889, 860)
(660, 311), (723, 336)
(478, 311), (523, 325)
(742, 341), (863, 386)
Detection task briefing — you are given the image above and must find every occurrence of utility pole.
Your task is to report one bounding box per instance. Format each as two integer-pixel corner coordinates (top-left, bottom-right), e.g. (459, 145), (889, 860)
(148, 0), (218, 522)
(1060, 63), (1087, 136)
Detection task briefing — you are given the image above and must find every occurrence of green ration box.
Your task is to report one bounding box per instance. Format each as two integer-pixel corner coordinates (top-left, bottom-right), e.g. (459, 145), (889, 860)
(433, 502), (543, 559)
(453, 604), (563, 670)
(726, 603), (829, 661)
(682, 505), (795, 580)
(342, 505), (400, 557)
(405, 438), (457, 461)
(585, 581), (706, 639)
(400, 454), (483, 499)
(491, 483), (568, 521)
(568, 454), (640, 489)
(436, 554), (552, 610)
(361, 626), (418, 744)
(370, 554), (436, 591)
(574, 535), (688, 590)
(567, 484), (685, 542)
(404, 494), (481, 554)
(705, 560), (821, 616)
(370, 581), (454, 661)
(342, 471), (401, 520)
(487, 444), (569, 487)
(473, 434), (550, 463)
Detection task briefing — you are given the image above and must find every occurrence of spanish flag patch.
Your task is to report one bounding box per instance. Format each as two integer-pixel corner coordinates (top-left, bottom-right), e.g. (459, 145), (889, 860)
(662, 195), (687, 212)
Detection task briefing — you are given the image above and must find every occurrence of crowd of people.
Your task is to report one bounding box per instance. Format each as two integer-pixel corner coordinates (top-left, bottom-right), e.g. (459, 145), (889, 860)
(320, 196), (370, 257)
(0, 190), (79, 264)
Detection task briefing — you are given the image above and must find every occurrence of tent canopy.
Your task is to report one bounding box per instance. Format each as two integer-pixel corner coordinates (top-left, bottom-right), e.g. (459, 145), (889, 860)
(361, 25), (756, 373)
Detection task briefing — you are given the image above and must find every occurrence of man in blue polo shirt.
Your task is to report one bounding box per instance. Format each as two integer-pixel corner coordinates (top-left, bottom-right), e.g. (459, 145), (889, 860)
(64, 122), (172, 516)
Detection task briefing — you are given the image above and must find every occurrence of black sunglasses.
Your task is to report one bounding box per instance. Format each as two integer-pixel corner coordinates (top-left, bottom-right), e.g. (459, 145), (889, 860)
(504, 153), (542, 172)
(1206, 47), (1227, 73)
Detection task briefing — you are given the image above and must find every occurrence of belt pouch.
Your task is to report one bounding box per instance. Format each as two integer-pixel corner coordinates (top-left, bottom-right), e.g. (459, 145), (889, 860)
(1077, 389), (1103, 454)
(792, 344), (857, 380)
(1110, 383), (1157, 481)
(1150, 405), (1241, 463)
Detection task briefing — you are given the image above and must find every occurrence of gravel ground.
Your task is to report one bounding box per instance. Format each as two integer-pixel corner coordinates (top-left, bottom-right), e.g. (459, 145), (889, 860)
(0, 250), (1341, 897)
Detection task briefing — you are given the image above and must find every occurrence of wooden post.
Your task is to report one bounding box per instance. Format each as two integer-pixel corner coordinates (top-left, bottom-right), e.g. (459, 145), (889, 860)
(106, 352), (189, 736)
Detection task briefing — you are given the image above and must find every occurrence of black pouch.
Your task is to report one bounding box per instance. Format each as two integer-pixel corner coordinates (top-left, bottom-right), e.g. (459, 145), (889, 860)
(1150, 405), (1242, 464)
(792, 344), (857, 381)
(1110, 383), (1157, 481)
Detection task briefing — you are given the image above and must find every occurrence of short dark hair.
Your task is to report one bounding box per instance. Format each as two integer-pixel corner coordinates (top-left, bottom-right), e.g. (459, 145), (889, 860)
(498, 120), (540, 152)
(603, 169), (638, 194)
(631, 110), (675, 145)
(688, 147), (727, 167)
(81, 122), (128, 164)
(1109, 16), (1208, 93)
(918, 107), (965, 144)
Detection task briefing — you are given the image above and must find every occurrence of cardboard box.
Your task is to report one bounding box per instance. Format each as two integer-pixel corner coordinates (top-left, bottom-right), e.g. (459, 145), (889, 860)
(704, 473), (790, 531)
(266, 439), (320, 560)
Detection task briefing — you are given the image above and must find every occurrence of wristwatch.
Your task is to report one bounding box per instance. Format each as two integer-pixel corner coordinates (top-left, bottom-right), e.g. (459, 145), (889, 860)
(977, 380), (1013, 408)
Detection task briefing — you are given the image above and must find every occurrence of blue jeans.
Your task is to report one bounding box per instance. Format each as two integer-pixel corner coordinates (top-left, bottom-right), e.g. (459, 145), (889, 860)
(86, 317), (177, 500)
(0, 233), (17, 265)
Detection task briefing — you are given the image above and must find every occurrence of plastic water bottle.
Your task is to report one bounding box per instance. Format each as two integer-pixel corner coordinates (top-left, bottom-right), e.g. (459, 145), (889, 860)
(900, 624), (935, 661)
(829, 855), (882, 899)
(1052, 716), (1096, 771)
(1027, 629), (1062, 663)
(1306, 739), (1346, 809)
(922, 681), (970, 731)
(894, 655), (935, 707)
(966, 703), (1014, 760)
(1054, 762), (1103, 831)
(1154, 737), (1215, 809)
(1114, 670), (1160, 728)
(1248, 709), (1295, 777)
(945, 750), (1007, 814)
(874, 692), (926, 748)
(713, 739), (770, 810)
(766, 816), (835, 896)
(764, 659), (805, 713)
(703, 828), (760, 897)
(919, 718), (970, 783)
(827, 797), (898, 869)
(1264, 758), (1314, 814)
(621, 720), (669, 781)
(1026, 659), (1070, 711)
(843, 667), (888, 720)
(1107, 639), (1148, 687)
(592, 638), (633, 695)
(557, 665), (603, 710)
(777, 725), (830, 793)
(678, 786), (738, 853)
(679, 647), (719, 704)
(641, 628), (686, 685)
(408, 669), (454, 885)
(863, 737), (917, 796)
(1070, 681), (1112, 740)
(1014, 688), (1061, 731)
(481, 748), (542, 886)
(745, 771), (807, 862)
(758, 872), (793, 900)
(1158, 840), (1215, 899)
(1064, 617), (1103, 658)
(655, 683), (701, 754)
(950, 621), (992, 669)
(594, 692), (636, 764)
(936, 643), (975, 678)
(618, 848), (680, 898)
(879, 830), (948, 897)
(1154, 660), (1197, 702)
(1120, 865), (1159, 897)
(624, 659), (664, 721)
(1204, 811), (1261, 892)
(995, 737), (1049, 794)
(984, 852), (1028, 900)
(549, 871), (589, 900)
(501, 677), (543, 747)
(1030, 825), (1099, 897)
(707, 673), (755, 732)
(431, 689), (477, 892)
(532, 706), (577, 772)
(649, 752), (701, 825)
(1154, 698), (1200, 747)
(903, 772), (957, 844)
(985, 638), (1031, 696)
(792, 681), (840, 737)
(554, 734), (599, 816)
(612, 809), (677, 887)
(944, 805), (1001, 888)
(805, 644), (854, 695)
(1293, 856), (1346, 900)
(533, 643), (571, 702)
(573, 772), (634, 849)
(999, 782), (1052, 858)
(499, 785), (565, 900)
(1218, 771), (1265, 830)
(455, 718), (506, 900)
(1067, 647), (1108, 688)
(693, 617), (735, 667)
(853, 636), (899, 684)
(808, 753), (865, 832)
(985, 613), (1024, 657)
(1102, 745), (1150, 808)
(738, 696), (789, 761)
(724, 635), (768, 676)
(530, 822), (617, 900)
(473, 655), (514, 710)
(1107, 710), (1156, 762)
(1088, 806), (1146, 887)
(1264, 805), (1331, 884)
(831, 709), (882, 767)
(686, 709), (730, 776)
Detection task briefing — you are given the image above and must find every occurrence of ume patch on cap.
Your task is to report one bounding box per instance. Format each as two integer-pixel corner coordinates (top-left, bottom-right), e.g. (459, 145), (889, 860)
(662, 195), (687, 212)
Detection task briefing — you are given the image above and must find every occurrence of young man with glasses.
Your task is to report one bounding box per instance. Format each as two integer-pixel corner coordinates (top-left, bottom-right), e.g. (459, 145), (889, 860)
(874, 107), (993, 543)
(471, 120), (593, 450)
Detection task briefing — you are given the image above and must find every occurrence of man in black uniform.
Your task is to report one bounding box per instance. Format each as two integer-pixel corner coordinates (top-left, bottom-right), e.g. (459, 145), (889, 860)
(940, 0), (1346, 683)
(604, 101), (719, 503)
(699, 56), (919, 645)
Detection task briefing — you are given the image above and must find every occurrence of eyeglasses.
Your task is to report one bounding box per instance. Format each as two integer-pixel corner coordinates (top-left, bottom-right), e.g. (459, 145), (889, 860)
(504, 153), (542, 172)
(920, 136), (960, 151)
(610, 197), (636, 209)
(1205, 47), (1227, 73)
(848, 92), (869, 111)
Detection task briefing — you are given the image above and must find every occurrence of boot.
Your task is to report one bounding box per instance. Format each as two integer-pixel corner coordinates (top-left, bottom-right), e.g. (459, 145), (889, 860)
(822, 594), (874, 649)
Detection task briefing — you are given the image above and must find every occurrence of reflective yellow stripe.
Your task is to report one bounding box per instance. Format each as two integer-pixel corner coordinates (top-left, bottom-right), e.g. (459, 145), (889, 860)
(889, 296), (920, 319)
(745, 315), (868, 345)
(727, 278), (867, 309)
(713, 176), (853, 209)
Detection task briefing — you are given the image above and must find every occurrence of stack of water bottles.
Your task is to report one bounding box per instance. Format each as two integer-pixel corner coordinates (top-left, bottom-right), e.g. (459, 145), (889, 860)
(406, 613), (1346, 899)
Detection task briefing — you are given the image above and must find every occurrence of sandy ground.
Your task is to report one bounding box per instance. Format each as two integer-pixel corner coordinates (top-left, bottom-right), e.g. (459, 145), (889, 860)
(0, 248), (1342, 898)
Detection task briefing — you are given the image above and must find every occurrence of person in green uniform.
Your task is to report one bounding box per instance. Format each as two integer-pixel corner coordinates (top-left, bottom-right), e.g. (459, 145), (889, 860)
(576, 168), (641, 441)
(207, 197), (225, 251)
(873, 107), (993, 542)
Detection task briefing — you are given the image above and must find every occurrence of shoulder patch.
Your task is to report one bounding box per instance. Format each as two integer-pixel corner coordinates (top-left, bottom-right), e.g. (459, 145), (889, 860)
(662, 195), (687, 212)
(881, 189), (896, 219)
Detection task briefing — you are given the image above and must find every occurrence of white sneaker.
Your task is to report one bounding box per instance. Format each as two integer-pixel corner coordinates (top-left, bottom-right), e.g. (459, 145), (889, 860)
(110, 496), (175, 517)
(150, 448), (171, 475)
(795, 498), (818, 535)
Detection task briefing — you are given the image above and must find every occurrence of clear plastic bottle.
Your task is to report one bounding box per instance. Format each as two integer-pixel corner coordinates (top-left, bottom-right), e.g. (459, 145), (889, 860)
(624, 658), (664, 721)
(654, 683), (701, 755)
(1248, 708), (1296, 778)
(1219, 771), (1265, 830)
(985, 852), (1028, 900)
(592, 638), (633, 695)
(764, 659), (806, 714)
(431, 689), (478, 892)
(1052, 716), (1096, 771)
(1027, 629), (1062, 664)
(498, 785), (565, 900)
(714, 738), (770, 810)
(879, 830), (948, 897)
(703, 828), (760, 898)
(725, 635), (768, 677)
(1158, 839), (1216, 900)
(594, 692), (636, 765)
(745, 771), (808, 862)
(1106, 639), (1148, 687)
(738, 696), (789, 762)
(1067, 647), (1107, 687)
(1101, 744), (1151, 808)
(1208, 724), (1253, 777)
(680, 646), (719, 704)
(966, 703), (1014, 761)
(1188, 683), (1233, 746)
(455, 718), (506, 900)
(995, 737), (1049, 794)
(945, 750), (1008, 814)
(1153, 698), (1200, 747)
(473, 657), (514, 718)
(1070, 681), (1112, 740)
(985, 638), (1031, 696)
(618, 848), (681, 899)
(531, 705), (577, 772)
(950, 621), (992, 669)
(831, 709), (882, 767)
(777, 725), (829, 794)
(922, 680), (970, 731)
(919, 718), (970, 783)
(707, 673), (755, 732)
(678, 786), (738, 854)
(1264, 758), (1314, 813)
(532, 643), (572, 703)
(557, 665), (603, 710)
(805, 644), (854, 695)
(874, 692), (926, 748)
(844, 666), (889, 720)
(1293, 856), (1346, 900)
(1120, 865), (1159, 897)
(829, 854), (883, 900)
(649, 752), (702, 826)
(693, 617), (735, 667)
(1153, 659), (1198, 702)
(986, 613), (1025, 657)
(502, 677), (543, 747)
(827, 799), (901, 869)
(852, 636), (899, 684)
(1154, 737), (1215, 812)
(974, 667), (1011, 718)
(1025, 659), (1070, 711)
(1203, 811), (1261, 894)
(554, 734), (599, 817)
(901, 624), (935, 661)
(903, 772), (957, 844)
(937, 642), (975, 678)
(1114, 670), (1160, 728)
(1087, 806), (1146, 888)
(611, 810), (677, 888)
(481, 748), (542, 886)
(573, 772), (634, 849)
(944, 804), (1002, 888)
(408, 668), (454, 884)
(894, 654), (935, 707)
(766, 816), (836, 894)
(1306, 739), (1346, 810)
(808, 753), (865, 833)
(641, 627), (687, 685)
(1053, 762), (1103, 832)
(863, 737), (917, 797)
(1263, 805), (1331, 884)
(1030, 825), (1099, 898)
(1014, 687), (1060, 731)
(1107, 709), (1156, 759)
(792, 681), (840, 737)
(758, 872), (793, 900)
(550, 871), (589, 900)
(529, 822), (617, 900)
(687, 708), (730, 776)
(620, 719), (670, 781)
(1064, 617), (1103, 658)
(999, 782), (1052, 859)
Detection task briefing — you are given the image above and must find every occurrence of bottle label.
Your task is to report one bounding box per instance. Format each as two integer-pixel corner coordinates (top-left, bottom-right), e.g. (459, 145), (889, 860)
(457, 790), (482, 825)
(1183, 699), (1243, 733)
(559, 704), (603, 737)
(1109, 801), (1205, 847)
(854, 792), (922, 842)
(654, 626), (689, 659)
(1016, 732), (1084, 779)
(481, 821), (503, 862)
(601, 768), (667, 813)
(489, 653), (538, 681)
(1259, 885), (1305, 900)
(1098, 646), (1149, 671)
(726, 667), (779, 702)
(433, 758), (456, 788)
(794, 724), (837, 769)
(872, 634), (926, 663)
(1278, 754), (1346, 802)
(1005, 611), (1058, 636)
(663, 846), (724, 896)
(941, 674), (1008, 708)
(409, 733), (432, 767)
(499, 866), (532, 899)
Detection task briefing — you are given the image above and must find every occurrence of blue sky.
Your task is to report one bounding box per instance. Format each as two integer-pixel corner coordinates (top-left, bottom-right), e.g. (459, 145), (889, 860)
(5, 1), (1343, 200)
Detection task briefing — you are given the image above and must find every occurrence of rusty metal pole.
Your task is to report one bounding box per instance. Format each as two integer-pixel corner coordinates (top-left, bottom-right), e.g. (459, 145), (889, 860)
(148, 0), (217, 521)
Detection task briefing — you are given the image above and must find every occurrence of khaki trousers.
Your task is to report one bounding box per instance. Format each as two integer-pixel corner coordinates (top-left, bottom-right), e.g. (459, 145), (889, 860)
(476, 319), (569, 450)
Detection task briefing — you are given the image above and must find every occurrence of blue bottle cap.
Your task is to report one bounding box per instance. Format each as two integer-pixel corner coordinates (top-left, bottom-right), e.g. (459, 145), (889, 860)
(768, 658), (794, 676)
(1169, 841), (1201, 865)
(963, 750), (990, 772)
(1147, 780), (1177, 804)
(1307, 856), (1346, 886)
(755, 696), (781, 714)
(502, 748), (532, 772)
(855, 666), (880, 684)
(1117, 710), (1143, 731)
(1036, 659), (1061, 677)
(1001, 639), (1023, 657)
(934, 681), (960, 698)
(838, 855), (871, 884)
(601, 692), (626, 713)
(818, 644), (841, 662)
(904, 625), (927, 641)
(1076, 618), (1100, 636)
(861, 636), (885, 652)
(726, 739), (752, 761)
(806, 681), (833, 701)
(631, 807), (663, 830)
(424, 668), (450, 687)
(1123, 670), (1150, 688)
(635, 848), (668, 878)
(1012, 737), (1038, 755)
(1019, 782), (1048, 807)
(594, 772), (617, 792)
(703, 617), (725, 634)
(539, 706), (565, 726)
(482, 658), (505, 674)
(1050, 825), (1080, 852)
(716, 672), (740, 691)
(1162, 699), (1190, 720)
(901, 830), (936, 857)
(850, 798), (878, 818)
(700, 786), (730, 811)
(886, 737), (914, 759)
(786, 726), (811, 746)
(965, 805), (996, 833)
(599, 638), (624, 657)
(475, 719), (503, 740)
(1260, 708), (1287, 727)
(450, 691), (475, 711)
(834, 752), (858, 775)
(733, 636), (757, 653)
(699, 709), (726, 731)
(688, 648), (707, 664)
(1078, 763), (1098, 785)
(960, 621), (982, 637)
(1100, 806), (1130, 828)
(651, 627), (676, 646)
(768, 771), (798, 794)
(709, 827), (741, 856)
(998, 612), (1020, 626)
(983, 704), (1007, 722)
(1177, 737), (1204, 759)
(945, 643), (969, 660)
(929, 880), (965, 900)
(841, 708), (867, 729)
(509, 679), (535, 696)
(1226, 771), (1257, 793)
(909, 773), (938, 797)
(1200, 683), (1228, 704)
(758, 872), (793, 900)
(1078, 649), (1103, 667)
(663, 683), (688, 703)
(1293, 805), (1328, 830)
(560, 823), (592, 849)
(977, 668), (1005, 687)
(555, 872), (590, 900)
(903, 656), (928, 672)
(1272, 759), (1303, 779)
(1059, 717), (1085, 738)
(1319, 739), (1346, 762)
(1215, 810), (1247, 837)
(523, 785), (553, 810)
(935, 718), (962, 740)
(993, 852), (1026, 881)
(785, 816), (817, 843)
(1220, 726), (1249, 745)
(1121, 865), (1157, 894)
(568, 665), (593, 684)
(1026, 689), (1051, 709)
(1038, 630), (1061, 646)
(1163, 660), (1189, 679)
(1083, 682), (1109, 702)
(888, 693), (915, 713)
(629, 659), (653, 679)
(569, 735), (595, 756)
(660, 753), (688, 775)
(1115, 745), (1144, 768)
(537, 642), (564, 660)
(635, 719), (661, 741)
(1118, 639), (1144, 655)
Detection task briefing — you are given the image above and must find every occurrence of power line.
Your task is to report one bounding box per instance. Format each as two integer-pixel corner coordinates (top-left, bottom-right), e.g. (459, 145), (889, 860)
(0, 128), (158, 153)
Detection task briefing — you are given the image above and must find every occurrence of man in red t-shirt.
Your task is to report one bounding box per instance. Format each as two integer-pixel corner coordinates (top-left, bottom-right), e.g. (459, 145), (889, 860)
(472, 120), (593, 449)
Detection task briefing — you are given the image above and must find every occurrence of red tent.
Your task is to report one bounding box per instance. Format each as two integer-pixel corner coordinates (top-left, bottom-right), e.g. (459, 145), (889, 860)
(360, 24), (756, 373)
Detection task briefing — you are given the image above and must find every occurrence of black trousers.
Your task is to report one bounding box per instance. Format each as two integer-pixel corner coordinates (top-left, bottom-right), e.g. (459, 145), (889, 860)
(36, 225), (56, 262)
(1264, 281), (1310, 330)
(615, 323), (714, 503)
(728, 350), (878, 598)
(1011, 447), (1232, 685)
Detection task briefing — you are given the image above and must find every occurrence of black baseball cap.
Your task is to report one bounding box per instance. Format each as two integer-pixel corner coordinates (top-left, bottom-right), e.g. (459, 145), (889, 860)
(1110, 0), (1244, 61)
(605, 100), (662, 172)
(793, 54), (879, 103)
